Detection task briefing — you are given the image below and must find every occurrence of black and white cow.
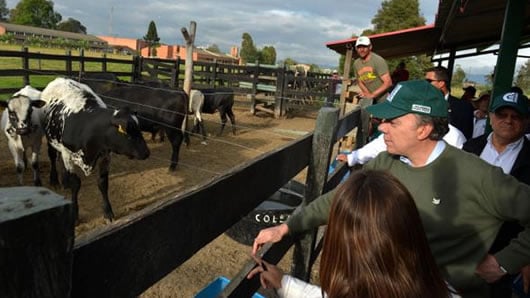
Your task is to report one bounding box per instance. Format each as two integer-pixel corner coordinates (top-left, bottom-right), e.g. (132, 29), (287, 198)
(189, 89), (207, 142)
(0, 86), (46, 186)
(197, 88), (236, 136)
(40, 77), (150, 221)
(98, 84), (188, 171)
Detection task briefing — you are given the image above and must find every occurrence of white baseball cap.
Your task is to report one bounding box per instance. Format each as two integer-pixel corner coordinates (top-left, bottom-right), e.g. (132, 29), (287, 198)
(355, 36), (371, 47)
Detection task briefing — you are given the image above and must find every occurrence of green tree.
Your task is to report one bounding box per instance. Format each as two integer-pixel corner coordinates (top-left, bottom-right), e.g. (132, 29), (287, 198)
(0, 0), (9, 21)
(240, 32), (258, 64)
(206, 44), (221, 54)
(143, 20), (160, 57)
(10, 0), (62, 29)
(371, 0), (426, 33)
(57, 17), (86, 34)
(260, 45), (276, 65)
(452, 65), (466, 86)
(309, 64), (321, 73)
(281, 57), (298, 67)
(515, 59), (530, 91)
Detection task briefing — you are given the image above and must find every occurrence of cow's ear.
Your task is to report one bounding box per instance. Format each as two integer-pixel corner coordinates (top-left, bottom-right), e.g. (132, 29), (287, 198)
(111, 109), (130, 135)
(32, 100), (46, 108)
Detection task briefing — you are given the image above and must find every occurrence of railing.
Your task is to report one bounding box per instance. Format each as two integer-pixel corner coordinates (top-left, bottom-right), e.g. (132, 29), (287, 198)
(0, 107), (360, 297)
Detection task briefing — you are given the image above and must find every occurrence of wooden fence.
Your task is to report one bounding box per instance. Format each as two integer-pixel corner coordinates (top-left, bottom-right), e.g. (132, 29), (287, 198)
(0, 48), (340, 118)
(0, 107), (360, 297)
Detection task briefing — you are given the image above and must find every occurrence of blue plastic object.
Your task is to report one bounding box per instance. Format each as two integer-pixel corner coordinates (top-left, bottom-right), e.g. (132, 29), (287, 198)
(329, 151), (351, 182)
(194, 276), (265, 298)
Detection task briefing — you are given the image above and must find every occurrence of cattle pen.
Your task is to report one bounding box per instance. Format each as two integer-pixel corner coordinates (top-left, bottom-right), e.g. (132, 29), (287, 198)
(0, 105), (360, 297)
(0, 47), (340, 118)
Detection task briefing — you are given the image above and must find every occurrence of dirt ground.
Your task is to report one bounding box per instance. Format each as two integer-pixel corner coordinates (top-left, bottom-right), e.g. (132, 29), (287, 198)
(0, 101), (321, 297)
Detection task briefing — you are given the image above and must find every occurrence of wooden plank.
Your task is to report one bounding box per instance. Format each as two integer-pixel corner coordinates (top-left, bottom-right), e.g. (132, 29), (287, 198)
(0, 187), (74, 298)
(221, 236), (295, 297)
(293, 107), (339, 280)
(336, 108), (361, 140)
(71, 135), (312, 297)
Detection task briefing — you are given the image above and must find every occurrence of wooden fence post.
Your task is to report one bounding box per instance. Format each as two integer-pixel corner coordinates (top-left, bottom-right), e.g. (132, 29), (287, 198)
(181, 21), (196, 95)
(212, 59), (218, 87)
(249, 60), (260, 114)
(275, 65), (285, 118)
(79, 48), (85, 74)
(291, 107), (339, 281)
(132, 56), (141, 82)
(21, 47), (29, 86)
(102, 52), (107, 72)
(172, 57), (181, 88)
(65, 50), (72, 77)
(0, 187), (74, 298)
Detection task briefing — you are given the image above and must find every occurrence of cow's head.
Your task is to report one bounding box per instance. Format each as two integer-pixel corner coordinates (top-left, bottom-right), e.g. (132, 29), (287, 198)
(1, 95), (46, 135)
(109, 107), (150, 160)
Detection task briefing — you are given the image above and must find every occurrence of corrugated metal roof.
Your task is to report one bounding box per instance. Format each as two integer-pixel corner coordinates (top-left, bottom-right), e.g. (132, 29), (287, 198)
(326, 24), (439, 59)
(325, 0), (530, 59)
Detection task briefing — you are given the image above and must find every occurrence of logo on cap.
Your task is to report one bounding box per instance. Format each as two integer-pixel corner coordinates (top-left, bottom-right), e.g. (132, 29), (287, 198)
(412, 104), (432, 114)
(503, 92), (519, 103)
(387, 84), (402, 103)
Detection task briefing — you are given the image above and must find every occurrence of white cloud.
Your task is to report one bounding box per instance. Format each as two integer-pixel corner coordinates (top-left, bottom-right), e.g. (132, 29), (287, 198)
(5, 0), (525, 75)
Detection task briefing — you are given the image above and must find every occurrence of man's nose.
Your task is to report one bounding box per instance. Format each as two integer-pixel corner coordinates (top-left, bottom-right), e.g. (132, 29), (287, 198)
(378, 122), (388, 133)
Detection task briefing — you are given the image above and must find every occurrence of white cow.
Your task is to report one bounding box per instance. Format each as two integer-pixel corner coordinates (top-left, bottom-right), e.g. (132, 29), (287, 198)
(0, 86), (46, 185)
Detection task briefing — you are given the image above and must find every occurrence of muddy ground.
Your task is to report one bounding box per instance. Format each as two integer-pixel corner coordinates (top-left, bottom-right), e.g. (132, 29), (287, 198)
(0, 101), (321, 297)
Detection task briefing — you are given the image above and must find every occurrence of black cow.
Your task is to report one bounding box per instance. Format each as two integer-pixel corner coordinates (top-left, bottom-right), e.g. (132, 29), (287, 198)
(41, 78), (150, 221)
(198, 88), (236, 136)
(99, 84), (188, 171)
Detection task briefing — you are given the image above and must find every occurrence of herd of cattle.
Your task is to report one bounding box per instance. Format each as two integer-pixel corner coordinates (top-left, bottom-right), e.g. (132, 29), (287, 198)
(0, 76), (237, 221)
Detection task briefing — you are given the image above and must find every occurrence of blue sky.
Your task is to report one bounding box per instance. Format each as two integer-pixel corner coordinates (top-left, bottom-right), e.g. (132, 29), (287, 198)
(5, 0), (528, 77)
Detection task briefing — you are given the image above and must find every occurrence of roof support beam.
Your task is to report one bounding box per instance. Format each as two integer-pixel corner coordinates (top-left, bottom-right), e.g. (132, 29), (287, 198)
(491, 0), (526, 96)
(487, 0), (527, 134)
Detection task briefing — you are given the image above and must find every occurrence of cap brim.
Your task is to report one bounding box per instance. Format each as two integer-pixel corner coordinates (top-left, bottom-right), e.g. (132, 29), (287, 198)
(366, 101), (408, 119)
(491, 103), (528, 115)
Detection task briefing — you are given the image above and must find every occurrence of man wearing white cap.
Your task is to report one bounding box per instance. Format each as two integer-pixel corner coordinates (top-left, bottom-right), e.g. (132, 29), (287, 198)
(353, 35), (392, 147)
(353, 36), (392, 103)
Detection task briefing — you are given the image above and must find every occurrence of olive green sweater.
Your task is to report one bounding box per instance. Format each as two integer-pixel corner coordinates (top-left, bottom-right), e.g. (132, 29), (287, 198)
(287, 145), (530, 297)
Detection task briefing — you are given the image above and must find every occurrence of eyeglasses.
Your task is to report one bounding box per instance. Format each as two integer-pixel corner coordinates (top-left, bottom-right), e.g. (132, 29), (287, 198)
(425, 79), (440, 83)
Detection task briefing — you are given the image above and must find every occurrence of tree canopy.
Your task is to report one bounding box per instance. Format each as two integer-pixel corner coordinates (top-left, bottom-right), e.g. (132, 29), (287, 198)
(10, 0), (62, 29)
(206, 44), (221, 54)
(260, 46), (276, 65)
(143, 20), (160, 57)
(514, 59), (530, 92)
(240, 32), (277, 65)
(0, 0), (8, 21)
(451, 65), (467, 86)
(57, 17), (87, 34)
(240, 32), (259, 64)
(371, 0), (426, 33)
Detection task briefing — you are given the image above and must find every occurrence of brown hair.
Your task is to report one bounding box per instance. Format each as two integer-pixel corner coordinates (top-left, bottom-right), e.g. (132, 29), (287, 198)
(319, 170), (449, 298)
(425, 66), (450, 85)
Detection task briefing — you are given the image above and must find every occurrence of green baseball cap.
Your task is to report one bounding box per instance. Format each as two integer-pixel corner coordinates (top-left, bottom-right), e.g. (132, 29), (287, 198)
(366, 80), (448, 119)
(490, 91), (529, 116)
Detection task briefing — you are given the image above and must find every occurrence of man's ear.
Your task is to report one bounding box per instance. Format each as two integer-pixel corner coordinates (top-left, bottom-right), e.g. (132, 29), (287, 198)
(417, 122), (434, 141)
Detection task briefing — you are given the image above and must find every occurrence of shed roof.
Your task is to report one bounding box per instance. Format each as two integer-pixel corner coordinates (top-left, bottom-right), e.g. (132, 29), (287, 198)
(0, 22), (105, 43)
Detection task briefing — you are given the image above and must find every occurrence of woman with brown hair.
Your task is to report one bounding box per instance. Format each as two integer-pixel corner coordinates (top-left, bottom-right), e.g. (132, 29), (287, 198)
(248, 170), (458, 297)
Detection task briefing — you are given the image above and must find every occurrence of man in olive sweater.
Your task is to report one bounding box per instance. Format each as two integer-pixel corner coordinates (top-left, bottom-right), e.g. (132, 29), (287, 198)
(252, 80), (530, 298)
